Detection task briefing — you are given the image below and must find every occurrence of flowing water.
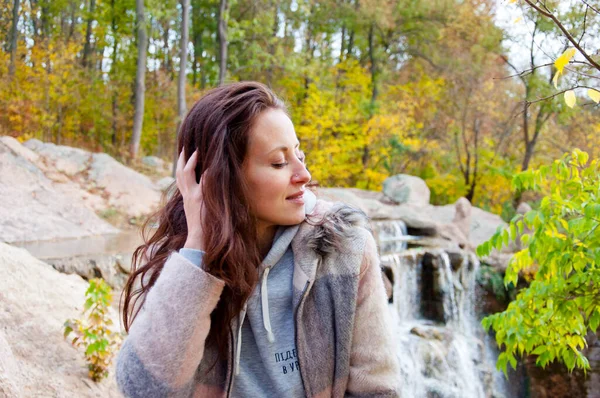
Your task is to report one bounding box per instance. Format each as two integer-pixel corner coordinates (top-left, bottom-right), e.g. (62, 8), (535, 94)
(372, 220), (507, 398)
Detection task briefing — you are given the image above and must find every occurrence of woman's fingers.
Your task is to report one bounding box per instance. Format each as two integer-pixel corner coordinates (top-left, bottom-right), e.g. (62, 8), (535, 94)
(176, 148), (202, 195)
(183, 150), (199, 187)
(175, 149), (184, 189)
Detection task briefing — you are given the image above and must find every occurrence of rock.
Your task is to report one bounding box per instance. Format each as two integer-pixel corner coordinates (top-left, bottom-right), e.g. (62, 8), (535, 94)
(0, 242), (121, 397)
(47, 253), (131, 289)
(318, 188), (507, 251)
(382, 174), (431, 206)
(427, 202), (507, 249)
(0, 137), (119, 243)
(410, 326), (451, 342)
(0, 331), (21, 397)
(516, 202), (532, 215)
(23, 139), (91, 177)
(452, 197), (472, 240)
(141, 155), (165, 169)
(20, 138), (163, 220)
(318, 188), (438, 230)
(382, 271), (393, 302)
(157, 176), (175, 192)
(88, 153), (161, 218)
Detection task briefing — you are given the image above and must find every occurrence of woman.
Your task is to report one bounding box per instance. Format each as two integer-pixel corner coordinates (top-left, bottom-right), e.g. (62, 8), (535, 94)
(116, 82), (400, 397)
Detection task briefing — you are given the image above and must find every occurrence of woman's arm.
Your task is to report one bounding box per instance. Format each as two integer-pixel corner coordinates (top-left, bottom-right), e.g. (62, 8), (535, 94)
(346, 229), (401, 397)
(116, 250), (225, 397)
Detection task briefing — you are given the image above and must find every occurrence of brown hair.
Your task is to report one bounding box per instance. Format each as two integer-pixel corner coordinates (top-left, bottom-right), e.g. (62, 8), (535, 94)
(121, 82), (287, 360)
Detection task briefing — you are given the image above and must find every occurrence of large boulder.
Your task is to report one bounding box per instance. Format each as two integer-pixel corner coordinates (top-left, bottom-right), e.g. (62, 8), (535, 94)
(87, 153), (161, 218)
(0, 331), (21, 397)
(23, 139), (91, 177)
(0, 137), (119, 243)
(23, 139), (162, 219)
(318, 188), (503, 250)
(382, 174), (431, 206)
(0, 242), (121, 397)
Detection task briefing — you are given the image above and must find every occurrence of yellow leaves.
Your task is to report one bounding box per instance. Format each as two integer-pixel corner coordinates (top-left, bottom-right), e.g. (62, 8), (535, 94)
(588, 89), (600, 104)
(509, 0), (518, 3)
(552, 70), (560, 89)
(564, 90), (576, 108)
(555, 48), (576, 74)
(553, 48), (576, 89)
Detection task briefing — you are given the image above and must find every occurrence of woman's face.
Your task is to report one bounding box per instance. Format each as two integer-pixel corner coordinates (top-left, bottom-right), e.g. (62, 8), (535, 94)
(242, 108), (311, 231)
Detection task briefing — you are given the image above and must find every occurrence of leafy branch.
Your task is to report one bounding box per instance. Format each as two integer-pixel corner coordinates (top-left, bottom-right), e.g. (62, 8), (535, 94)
(478, 149), (600, 374)
(64, 278), (122, 382)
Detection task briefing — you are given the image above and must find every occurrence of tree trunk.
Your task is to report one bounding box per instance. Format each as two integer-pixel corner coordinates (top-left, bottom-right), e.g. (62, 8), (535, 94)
(191, 0), (202, 88)
(339, 25), (345, 63)
(266, 1), (278, 87)
(67, 1), (76, 42)
(82, 0), (96, 68)
(130, 0), (147, 160)
(110, 0), (118, 146)
(162, 19), (172, 77)
(217, 0), (228, 85)
(9, 0), (20, 77)
(368, 22), (378, 110)
(173, 0), (190, 175)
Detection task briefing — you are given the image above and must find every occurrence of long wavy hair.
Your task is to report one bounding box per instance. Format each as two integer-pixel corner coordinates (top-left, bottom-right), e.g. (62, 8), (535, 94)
(121, 82), (289, 361)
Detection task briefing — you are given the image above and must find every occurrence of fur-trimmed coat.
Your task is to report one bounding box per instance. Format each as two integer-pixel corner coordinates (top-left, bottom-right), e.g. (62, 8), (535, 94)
(116, 199), (400, 397)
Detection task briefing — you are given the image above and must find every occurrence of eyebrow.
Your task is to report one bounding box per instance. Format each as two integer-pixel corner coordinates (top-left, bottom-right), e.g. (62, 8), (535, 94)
(267, 142), (300, 155)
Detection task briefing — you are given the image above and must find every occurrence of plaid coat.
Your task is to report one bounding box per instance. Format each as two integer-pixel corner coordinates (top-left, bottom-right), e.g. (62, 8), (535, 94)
(116, 199), (400, 397)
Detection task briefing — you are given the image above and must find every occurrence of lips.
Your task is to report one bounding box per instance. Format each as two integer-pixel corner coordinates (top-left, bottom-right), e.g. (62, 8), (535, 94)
(286, 191), (304, 199)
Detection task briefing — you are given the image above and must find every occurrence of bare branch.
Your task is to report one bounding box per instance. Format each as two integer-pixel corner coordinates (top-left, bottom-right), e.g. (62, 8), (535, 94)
(524, 0), (600, 72)
(497, 62), (554, 80)
(564, 66), (600, 80)
(577, 5), (588, 46)
(525, 84), (597, 106)
(581, 0), (600, 15)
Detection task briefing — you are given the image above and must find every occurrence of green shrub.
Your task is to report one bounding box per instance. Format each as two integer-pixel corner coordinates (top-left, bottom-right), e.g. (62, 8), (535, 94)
(64, 278), (122, 381)
(478, 149), (600, 375)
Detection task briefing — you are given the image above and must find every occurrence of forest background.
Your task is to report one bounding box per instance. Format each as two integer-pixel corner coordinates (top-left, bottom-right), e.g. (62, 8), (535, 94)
(1, 0), (599, 219)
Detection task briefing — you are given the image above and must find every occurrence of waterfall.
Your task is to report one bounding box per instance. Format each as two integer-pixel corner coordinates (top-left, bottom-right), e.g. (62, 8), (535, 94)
(375, 221), (507, 398)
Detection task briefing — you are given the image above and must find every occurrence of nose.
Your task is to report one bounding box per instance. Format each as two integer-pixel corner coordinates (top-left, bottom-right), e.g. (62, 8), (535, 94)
(292, 164), (311, 185)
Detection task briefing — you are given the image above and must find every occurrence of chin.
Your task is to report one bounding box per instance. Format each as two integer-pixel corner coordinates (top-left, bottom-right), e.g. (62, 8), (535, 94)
(277, 211), (306, 226)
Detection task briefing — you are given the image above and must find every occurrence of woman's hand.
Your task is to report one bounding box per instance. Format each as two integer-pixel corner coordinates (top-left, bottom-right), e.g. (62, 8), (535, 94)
(176, 148), (206, 251)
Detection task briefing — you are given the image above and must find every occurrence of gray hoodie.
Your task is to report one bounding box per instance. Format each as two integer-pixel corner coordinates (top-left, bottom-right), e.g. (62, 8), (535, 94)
(179, 190), (317, 397)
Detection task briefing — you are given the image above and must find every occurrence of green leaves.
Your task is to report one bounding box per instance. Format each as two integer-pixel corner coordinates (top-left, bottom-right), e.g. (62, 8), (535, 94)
(478, 150), (600, 373)
(64, 278), (122, 382)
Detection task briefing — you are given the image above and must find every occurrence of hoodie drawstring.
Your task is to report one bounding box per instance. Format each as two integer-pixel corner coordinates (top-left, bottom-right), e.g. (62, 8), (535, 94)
(261, 267), (275, 343)
(234, 303), (247, 376)
(234, 266), (275, 377)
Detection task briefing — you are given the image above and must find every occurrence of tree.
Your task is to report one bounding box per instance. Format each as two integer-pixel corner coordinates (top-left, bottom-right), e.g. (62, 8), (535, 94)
(173, 0), (190, 176)
(130, 0), (147, 159)
(510, 0), (600, 108)
(216, 0), (228, 85)
(478, 149), (600, 373)
(81, 0), (96, 68)
(8, 0), (20, 77)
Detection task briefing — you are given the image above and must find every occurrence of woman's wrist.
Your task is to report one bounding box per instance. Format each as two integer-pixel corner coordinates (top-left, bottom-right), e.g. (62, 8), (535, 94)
(184, 233), (205, 251)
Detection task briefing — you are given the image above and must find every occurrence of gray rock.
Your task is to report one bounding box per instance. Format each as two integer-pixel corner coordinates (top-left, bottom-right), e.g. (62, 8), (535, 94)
(47, 253), (131, 290)
(141, 155), (165, 169)
(88, 153), (161, 218)
(157, 176), (175, 192)
(516, 202), (532, 215)
(383, 174), (431, 206)
(0, 331), (21, 397)
(23, 138), (91, 177)
(0, 137), (119, 243)
(0, 242), (121, 397)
